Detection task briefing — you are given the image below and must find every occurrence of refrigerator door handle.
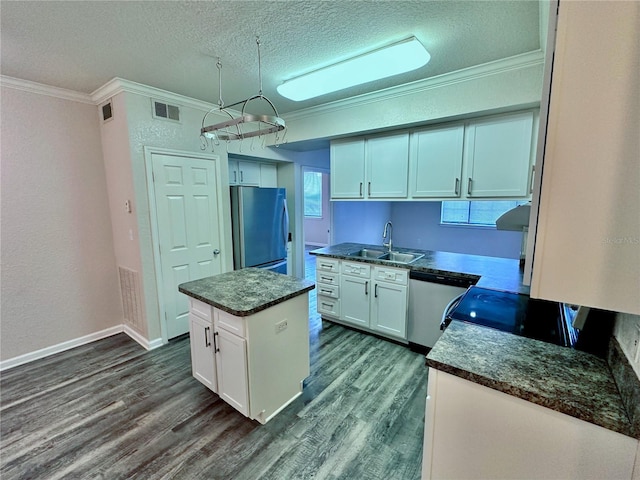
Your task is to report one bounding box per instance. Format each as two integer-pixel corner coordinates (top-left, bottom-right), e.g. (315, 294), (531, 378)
(282, 200), (289, 250)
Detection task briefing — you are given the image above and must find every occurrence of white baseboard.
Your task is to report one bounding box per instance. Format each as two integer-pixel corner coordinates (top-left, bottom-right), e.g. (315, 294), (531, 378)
(0, 324), (165, 371)
(123, 324), (163, 351)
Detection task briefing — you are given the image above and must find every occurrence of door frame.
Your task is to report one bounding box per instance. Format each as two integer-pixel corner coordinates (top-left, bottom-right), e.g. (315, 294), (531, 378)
(301, 166), (332, 247)
(144, 146), (231, 343)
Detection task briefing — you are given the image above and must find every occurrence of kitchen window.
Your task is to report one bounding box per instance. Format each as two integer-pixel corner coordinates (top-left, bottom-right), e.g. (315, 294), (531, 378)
(303, 171), (323, 218)
(441, 200), (528, 227)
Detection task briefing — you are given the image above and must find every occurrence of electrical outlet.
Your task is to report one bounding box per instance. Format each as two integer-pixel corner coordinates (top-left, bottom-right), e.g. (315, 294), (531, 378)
(275, 319), (288, 333)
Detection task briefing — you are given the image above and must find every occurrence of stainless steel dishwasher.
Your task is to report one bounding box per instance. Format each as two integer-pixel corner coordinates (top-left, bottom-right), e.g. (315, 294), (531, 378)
(408, 271), (475, 352)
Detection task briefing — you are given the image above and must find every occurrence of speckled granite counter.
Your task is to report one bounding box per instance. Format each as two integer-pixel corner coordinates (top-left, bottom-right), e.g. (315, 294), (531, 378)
(427, 321), (638, 439)
(178, 268), (315, 317)
(310, 242), (527, 294)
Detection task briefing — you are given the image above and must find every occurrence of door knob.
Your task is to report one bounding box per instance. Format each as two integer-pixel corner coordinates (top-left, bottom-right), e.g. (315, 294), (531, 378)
(213, 249), (220, 256)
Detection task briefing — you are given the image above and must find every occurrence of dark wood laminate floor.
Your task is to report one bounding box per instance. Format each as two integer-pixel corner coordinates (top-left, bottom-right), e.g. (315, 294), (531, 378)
(1, 253), (428, 479)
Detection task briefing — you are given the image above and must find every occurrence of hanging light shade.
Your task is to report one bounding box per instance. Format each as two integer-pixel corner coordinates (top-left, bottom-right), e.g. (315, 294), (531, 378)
(200, 37), (286, 149)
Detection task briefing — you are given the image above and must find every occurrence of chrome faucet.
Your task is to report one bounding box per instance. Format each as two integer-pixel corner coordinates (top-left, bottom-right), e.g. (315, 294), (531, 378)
(382, 221), (393, 252)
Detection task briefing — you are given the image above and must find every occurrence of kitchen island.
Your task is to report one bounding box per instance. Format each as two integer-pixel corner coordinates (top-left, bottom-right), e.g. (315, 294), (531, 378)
(179, 268), (315, 424)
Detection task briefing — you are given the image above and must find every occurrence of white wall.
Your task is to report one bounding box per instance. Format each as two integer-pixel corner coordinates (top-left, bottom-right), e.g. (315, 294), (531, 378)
(0, 86), (123, 361)
(332, 202), (392, 246)
(390, 202), (523, 258)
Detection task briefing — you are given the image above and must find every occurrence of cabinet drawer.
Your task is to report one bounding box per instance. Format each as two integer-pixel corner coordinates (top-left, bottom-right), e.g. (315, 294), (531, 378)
(216, 309), (246, 338)
(190, 298), (213, 322)
(317, 284), (339, 299)
(342, 261), (371, 278)
(373, 266), (408, 285)
(316, 257), (340, 273)
(318, 296), (340, 317)
(316, 271), (339, 286)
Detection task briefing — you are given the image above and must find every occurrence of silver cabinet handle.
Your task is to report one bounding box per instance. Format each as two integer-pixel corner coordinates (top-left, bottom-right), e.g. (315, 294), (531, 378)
(234, 171), (237, 183)
(455, 178), (460, 196)
(359, 182), (363, 197)
(375, 284), (378, 298)
(213, 331), (219, 353)
(368, 182), (371, 196)
(529, 165), (536, 194)
(467, 178), (473, 195)
(204, 326), (211, 347)
(365, 281), (369, 295)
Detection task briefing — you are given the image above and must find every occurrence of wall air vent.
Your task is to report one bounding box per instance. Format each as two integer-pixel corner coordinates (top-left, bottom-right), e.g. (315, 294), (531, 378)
(152, 99), (180, 122)
(118, 266), (144, 331)
(101, 101), (113, 122)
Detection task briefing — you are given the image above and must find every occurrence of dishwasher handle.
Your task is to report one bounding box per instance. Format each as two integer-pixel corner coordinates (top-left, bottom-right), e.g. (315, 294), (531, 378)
(441, 292), (466, 331)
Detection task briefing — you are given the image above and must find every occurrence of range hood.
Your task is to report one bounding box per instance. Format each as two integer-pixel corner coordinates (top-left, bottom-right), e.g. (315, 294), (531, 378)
(496, 204), (531, 231)
(496, 203), (531, 266)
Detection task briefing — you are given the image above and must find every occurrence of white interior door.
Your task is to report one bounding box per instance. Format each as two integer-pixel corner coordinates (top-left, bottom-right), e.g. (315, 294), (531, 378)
(152, 153), (223, 339)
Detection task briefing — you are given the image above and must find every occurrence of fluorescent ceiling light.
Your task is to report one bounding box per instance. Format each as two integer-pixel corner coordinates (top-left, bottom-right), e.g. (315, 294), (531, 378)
(277, 37), (430, 101)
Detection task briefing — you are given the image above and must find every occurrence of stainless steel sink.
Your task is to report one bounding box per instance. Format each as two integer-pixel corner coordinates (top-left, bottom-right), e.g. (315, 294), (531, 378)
(346, 248), (386, 259)
(378, 252), (425, 264)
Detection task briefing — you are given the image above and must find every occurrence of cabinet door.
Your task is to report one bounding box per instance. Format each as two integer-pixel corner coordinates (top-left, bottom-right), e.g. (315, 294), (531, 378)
(215, 328), (249, 416)
(330, 139), (365, 199)
(409, 125), (464, 198)
(340, 276), (370, 327)
(228, 160), (239, 185)
(366, 133), (409, 198)
(464, 112), (534, 198)
(237, 161), (260, 186)
(189, 313), (217, 392)
(259, 163), (278, 187)
(371, 282), (408, 339)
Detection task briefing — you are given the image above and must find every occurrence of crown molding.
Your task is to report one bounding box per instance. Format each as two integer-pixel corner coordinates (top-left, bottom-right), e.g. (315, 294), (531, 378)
(0, 75), (94, 104)
(90, 77), (219, 112)
(283, 50), (545, 122)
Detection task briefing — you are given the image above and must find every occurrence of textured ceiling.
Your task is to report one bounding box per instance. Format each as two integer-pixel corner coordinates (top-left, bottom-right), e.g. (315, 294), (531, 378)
(1, 1), (541, 114)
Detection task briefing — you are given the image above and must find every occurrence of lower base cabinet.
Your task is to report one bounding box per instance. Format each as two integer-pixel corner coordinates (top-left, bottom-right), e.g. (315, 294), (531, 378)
(188, 295), (310, 424)
(422, 368), (639, 479)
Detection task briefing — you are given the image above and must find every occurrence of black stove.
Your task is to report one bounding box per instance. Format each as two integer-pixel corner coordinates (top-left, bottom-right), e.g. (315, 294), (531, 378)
(443, 286), (576, 347)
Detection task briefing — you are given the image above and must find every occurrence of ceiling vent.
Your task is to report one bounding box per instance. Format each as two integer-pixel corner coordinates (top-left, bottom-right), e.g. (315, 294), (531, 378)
(101, 101), (113, 123)
(153, 100), (180, 122)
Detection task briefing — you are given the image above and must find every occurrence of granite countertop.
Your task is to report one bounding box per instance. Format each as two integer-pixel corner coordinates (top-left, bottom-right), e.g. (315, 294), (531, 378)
(427, 321), (638, 439)
(178, 268), (315, 317)
(311, 242), (527, 294)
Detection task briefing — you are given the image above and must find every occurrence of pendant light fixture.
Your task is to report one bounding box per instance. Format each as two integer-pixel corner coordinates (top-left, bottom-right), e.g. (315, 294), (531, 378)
(200, 37), (286, 150)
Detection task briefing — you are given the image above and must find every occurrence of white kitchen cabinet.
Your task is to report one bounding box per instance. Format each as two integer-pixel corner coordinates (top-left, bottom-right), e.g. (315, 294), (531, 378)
(409, 124), (464, 198)
(214, 326), (249, 416)
(340, 261), (371, 328)
(529, 1), (640, 314)
(422, 368), (638, 480)
(187, 294), (310, 424)
(330, 139), (366, 199)
(228, 160), (261, 186)
(463, 111), (534, 198)
(371, 266), (408, 339)
(316, 258), (341, 318)
(259, 163), (278, 187)
(189, 310), (217, 393)
(366, 133), (409, 198)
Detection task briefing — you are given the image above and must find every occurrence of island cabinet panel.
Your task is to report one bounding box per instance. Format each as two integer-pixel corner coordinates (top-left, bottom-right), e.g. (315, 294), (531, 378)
(189, 308), (217, 393)
(422, 368), (638, 480)
(214, 327), (249, 416)
(463, 111), (534, 198)
(409, 124), (464, 198)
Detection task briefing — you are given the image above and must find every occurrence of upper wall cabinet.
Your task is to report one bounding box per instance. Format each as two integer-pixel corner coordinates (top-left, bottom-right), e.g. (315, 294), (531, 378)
(330, 110), (536, 202)
(409, 124), (464, 198)
(366, 133), (410, 198)
(331, 133), (409, 199)
(228, 160), (277, 187)
(463, 111), (535, 198)
(529, 1), (639, 314)
(330, 139), (366, 198)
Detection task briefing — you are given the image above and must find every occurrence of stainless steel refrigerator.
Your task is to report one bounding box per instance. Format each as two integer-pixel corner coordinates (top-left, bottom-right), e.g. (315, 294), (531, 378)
(230, 186), (289, 274)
